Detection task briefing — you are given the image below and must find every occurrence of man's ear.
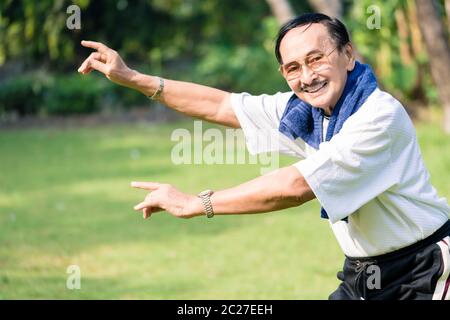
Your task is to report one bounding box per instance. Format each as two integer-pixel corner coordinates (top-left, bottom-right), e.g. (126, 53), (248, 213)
(344, 43), (356, 71)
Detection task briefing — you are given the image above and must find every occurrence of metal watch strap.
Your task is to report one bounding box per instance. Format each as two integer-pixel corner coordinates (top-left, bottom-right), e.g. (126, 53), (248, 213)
(198, 190), (214, 218)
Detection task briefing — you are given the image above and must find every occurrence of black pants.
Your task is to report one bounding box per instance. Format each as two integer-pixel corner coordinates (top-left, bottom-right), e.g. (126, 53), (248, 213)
(329, 220), (450, 300)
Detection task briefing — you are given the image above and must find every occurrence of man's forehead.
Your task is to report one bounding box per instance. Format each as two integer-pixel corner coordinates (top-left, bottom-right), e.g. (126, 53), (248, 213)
(279, 23), (332, 62)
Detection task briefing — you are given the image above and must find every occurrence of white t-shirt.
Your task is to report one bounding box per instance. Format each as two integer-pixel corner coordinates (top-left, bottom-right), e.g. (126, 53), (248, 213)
(230, 88), (450, 257)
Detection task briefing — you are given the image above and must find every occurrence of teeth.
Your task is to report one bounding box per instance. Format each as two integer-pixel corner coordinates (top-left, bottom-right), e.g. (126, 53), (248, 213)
(304, 81), (327, 93)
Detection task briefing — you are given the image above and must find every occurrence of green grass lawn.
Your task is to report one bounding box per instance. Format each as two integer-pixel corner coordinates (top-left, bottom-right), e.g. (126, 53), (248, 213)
(0, 117), (449, 299)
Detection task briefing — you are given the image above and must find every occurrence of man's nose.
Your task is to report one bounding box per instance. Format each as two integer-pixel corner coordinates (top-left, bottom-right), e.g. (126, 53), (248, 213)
(300, 65), (318, 85)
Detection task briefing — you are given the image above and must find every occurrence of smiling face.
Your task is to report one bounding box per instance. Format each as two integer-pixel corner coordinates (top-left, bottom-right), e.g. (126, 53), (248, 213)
(279, 23), (355, 115)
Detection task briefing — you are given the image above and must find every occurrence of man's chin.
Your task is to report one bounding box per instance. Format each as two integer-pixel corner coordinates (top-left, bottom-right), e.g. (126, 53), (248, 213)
(304, 98), (329, 110)
(297, 93), (331, 109)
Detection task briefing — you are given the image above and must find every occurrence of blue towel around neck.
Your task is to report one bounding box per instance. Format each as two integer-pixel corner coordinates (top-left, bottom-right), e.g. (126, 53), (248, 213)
(278, 61), (378, 220)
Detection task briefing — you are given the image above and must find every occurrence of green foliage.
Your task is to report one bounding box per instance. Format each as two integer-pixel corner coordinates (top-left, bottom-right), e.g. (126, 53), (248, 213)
(192, 17), (289, 94)
(1, 0), (294, 116)
(0, 72), (49, 116)
(0, 0), (77, 69)
(0, 73), (117, 117)
(345, 0), (439, 104)
(43, 74), (106, 115)
(0, 0), (447, 117)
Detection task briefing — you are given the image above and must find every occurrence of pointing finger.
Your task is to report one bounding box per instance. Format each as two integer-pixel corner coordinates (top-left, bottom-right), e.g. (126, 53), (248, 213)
(131, 181), (161, 191)
(81, 40), (109, 53)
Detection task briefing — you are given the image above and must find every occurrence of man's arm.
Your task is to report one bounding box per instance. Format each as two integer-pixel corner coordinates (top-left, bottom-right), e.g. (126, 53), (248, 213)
(77, 40), (239, 128)
(131, 75), (239, 128)
(131, 166), (316, 219)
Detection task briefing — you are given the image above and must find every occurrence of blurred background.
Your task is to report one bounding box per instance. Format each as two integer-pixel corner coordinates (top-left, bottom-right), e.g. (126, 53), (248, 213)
(0, 0), (449, 299)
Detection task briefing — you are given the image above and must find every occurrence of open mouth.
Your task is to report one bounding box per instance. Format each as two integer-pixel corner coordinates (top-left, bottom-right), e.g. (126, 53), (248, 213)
(301, 81), (328, 94)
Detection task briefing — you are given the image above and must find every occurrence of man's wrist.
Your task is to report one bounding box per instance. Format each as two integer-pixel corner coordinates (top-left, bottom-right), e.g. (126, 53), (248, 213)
(128, 71), (159, 97)
(187, 196), (206, 218)
(124, 69), (141, 89)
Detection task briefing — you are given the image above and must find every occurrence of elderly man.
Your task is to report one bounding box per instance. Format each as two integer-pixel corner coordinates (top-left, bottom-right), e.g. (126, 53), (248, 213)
(78, 13), (450, 300)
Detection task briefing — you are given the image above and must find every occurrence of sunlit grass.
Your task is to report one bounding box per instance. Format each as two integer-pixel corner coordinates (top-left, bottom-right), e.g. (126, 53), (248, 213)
(0, 115), (449, 299)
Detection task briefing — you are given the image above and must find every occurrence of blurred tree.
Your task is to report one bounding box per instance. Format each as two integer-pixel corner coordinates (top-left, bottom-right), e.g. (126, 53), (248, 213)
(265, 0), (294, 25)
(395, 7), (413, 66)
(346, 0), (433, 104)
(446, 0), (450, 31)
(416, 0), (450, 133)
(307, 0), (342, 18)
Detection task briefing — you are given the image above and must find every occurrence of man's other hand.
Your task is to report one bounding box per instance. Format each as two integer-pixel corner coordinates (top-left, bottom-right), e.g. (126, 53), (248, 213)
(131, 181), (202, 219)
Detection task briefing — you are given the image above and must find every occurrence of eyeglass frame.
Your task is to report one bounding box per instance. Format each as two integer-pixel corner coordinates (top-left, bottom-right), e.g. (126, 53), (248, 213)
(278, 45), (339, 81)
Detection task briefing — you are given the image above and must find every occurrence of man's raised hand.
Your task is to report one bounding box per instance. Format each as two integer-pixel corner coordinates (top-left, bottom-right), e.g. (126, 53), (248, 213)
(78, 40), (138, 89)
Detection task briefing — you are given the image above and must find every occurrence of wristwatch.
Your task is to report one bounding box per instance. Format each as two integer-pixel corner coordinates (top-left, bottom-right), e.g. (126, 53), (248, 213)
(197, 189), (214, 218)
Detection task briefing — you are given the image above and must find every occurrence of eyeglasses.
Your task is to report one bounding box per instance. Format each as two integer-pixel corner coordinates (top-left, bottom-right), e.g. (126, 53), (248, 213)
(279, 46), (338, 81)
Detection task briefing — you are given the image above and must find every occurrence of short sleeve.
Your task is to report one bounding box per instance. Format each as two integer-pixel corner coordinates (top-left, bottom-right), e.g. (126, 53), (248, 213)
(293, 105), (404, 223)
(230, 92), (309, 157)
